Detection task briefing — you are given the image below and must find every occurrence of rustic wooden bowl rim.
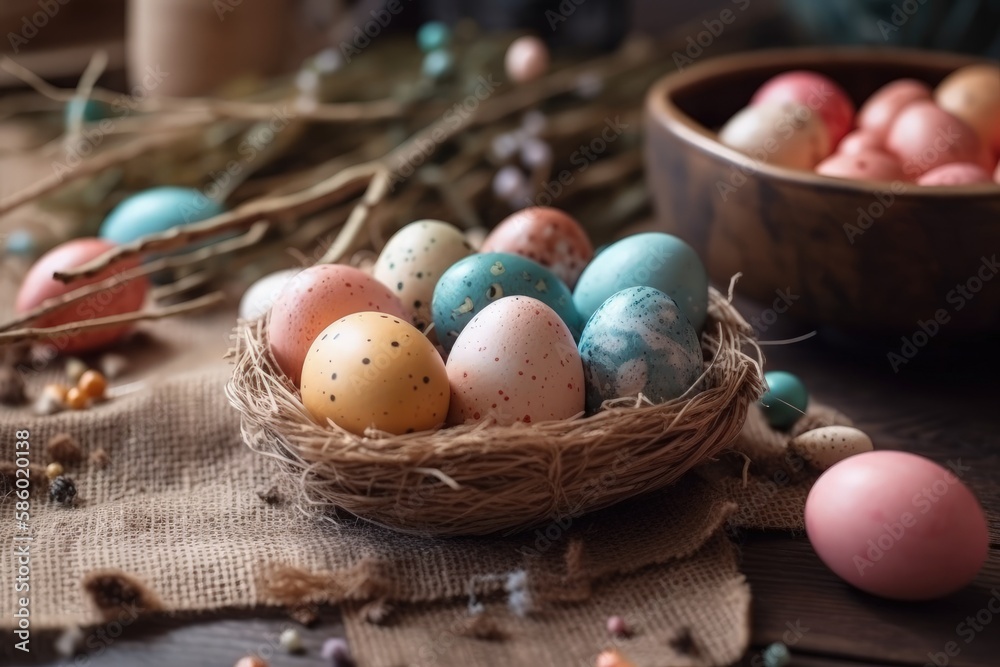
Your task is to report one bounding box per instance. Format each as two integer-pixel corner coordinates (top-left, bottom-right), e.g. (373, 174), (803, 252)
(646, 46), (1000, 198)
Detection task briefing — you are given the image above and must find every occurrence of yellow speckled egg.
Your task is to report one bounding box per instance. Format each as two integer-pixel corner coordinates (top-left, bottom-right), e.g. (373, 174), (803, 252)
(300, 312), (449, 436)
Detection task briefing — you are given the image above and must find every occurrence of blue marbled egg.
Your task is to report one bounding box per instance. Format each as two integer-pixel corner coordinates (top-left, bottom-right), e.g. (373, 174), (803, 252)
(573, 232), (709, 331)
(579, 286), (702, 413)
(99, 187), (225, 244)
(432, 252), (582, 351)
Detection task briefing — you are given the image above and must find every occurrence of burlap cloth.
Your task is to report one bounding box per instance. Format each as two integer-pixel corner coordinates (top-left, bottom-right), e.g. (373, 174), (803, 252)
(0, 285), (841, 666)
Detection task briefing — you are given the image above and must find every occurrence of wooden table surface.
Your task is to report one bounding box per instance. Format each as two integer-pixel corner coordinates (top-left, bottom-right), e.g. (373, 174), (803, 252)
(6, 296), (998, 667)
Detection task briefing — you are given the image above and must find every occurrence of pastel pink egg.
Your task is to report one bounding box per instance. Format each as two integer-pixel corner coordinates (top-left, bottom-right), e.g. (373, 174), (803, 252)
(751, 70), (855, 145)
(15, 238), (148, 354)
(806, 450), (989, 601)
(916, 162), (993, 186)
(505, 36), (549, 84)
(836, 129), (883, 156)
(816, 150), (905, 182)
(267, 264), (411, 385)
(481, 207), (594, 288)
(885, 102), (991, 177)
(858, 78), (932, 138)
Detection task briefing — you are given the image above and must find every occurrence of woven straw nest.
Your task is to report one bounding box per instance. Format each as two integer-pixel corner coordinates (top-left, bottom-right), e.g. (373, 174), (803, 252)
(227, 284), (764, 537)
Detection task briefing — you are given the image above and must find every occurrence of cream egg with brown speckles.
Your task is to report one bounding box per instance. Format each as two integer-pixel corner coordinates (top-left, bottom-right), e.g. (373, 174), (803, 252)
(445, 296), (584, 426)
(300, 312), (449, 436)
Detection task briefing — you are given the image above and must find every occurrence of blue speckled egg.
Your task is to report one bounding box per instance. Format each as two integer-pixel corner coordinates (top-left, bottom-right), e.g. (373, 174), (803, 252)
(573, 233), (709, 331)
(99, 187), (225, 244)
(432, 252), (582, 351)
(579, 286), (702, 413)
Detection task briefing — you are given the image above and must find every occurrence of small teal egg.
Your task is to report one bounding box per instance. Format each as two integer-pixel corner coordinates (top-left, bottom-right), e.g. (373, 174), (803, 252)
(759, 371), (809, 429)
(99, 187), (225, 245)
(432, 252), (582, 351)
(578, 286), (702, 413)
(417, 21), (451, 53)
(4, 229), (38, 257)
(573, 232), (709, 331)
(65, 98), (109, 126)
(422, 49), (454, 80)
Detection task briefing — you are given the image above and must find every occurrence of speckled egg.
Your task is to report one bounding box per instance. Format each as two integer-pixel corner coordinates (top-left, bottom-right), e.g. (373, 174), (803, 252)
(432, 252), (582, 352)
(751, 70), (855, 145)
(481, 207), (594, 288)
(15, 238), (148, 353)
(719, 102), (832, 170)
(578, 287), (702, 413)
(573, 233), (709, 331)
(268, 265), (411, 385)
(300, 312), (449, 435)
(373, 219), (475, 331)
(238, 268), (300, 321)
(446, 296), (584, 426)
(99, 187), (225, 244)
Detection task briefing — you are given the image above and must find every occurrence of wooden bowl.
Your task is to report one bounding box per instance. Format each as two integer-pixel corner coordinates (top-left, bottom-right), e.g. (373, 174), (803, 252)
(645, 48), (1000, 336)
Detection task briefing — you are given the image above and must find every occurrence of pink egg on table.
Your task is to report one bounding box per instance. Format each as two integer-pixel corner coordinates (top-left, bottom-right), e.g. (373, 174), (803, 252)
(806, 450), (989, 601)
(267, 264), (411, 385)
(836, 129), (883, 156)
(816, 150), (905, 182)
(858, 78), (932, 138)
(15, 238), (148, 354)
(481, 207), (594, 288)
(916, 162), (993, 186)
(885, 102), (991, 177)
(751, 70), (856, 145)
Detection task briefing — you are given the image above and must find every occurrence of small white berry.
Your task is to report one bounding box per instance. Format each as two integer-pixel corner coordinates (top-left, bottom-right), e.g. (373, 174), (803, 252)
(279, 627), (303, 653)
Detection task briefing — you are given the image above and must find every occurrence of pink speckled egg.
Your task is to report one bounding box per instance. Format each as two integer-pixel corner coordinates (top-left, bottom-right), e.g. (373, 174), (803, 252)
(857, 78), (931, 138)
(481, 207), (594, 288)
(816, 150), (906, 182)
(836, 129), (883, 156)
(751, 70), (855, 145)
(15, 238), (148, 354)
(917, 162), (993, 186)
(267, 264), (411, 385)
(886, 102), (991, 177)
(446, 296), (584, 426)
(806, 450), (989, 601)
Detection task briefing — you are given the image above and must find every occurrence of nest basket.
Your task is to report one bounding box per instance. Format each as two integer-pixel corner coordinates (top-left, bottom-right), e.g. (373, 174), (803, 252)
(227, 285), (764, 537)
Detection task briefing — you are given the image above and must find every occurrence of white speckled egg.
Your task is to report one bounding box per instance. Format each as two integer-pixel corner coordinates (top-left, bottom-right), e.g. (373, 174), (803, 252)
(446, 296), (584, 426)
(578, 286), (702, 413)
(373, 220), (475, 331)
(300, 312), (450, 435)
(238, 268), (300, 321)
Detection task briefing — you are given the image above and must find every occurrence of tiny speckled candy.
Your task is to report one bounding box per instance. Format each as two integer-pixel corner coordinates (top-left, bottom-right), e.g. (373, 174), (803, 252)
(373, 220), (475, 331)
(806, 451), (989, 600)
(300, 312), (449, 435)
(758, 370), (808, 429)
(446, 296), (584, 426)
(99, 187), (225, 245)
(481, 207), (594, 288)
(432, 252), (582, 352)
(579, 286), (702, 413)
(573, 232), (709, 331)
(267, 265), (411, 385)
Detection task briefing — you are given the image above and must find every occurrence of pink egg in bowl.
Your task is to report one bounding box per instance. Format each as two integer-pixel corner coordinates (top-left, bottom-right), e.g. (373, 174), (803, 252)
(917, 162), (994, 186)
(857, 78), (931, 138)
(886, 101), (992, 177)
(816, 150), (906, 182)
(836, 129), (884, 156)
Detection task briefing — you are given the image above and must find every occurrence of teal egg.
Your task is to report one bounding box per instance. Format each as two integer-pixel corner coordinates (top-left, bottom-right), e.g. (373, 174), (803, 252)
(422, 49), (454, 80)
(578, 286), (702, 413)
(99, 187), (225, 245)
(65, 98), (109, 126)
(4, 229), (37, 257)
(573, 232), (709, 331)
(432, 252), (582, 351)
(759, 371), (809, 429)
(417, 21), (451, 53)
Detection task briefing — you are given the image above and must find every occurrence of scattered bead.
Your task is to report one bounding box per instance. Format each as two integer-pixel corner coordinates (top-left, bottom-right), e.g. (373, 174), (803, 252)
(47, 433), (83, 464)
(65, 358), (88, 384)
(234, 658), (268, 667)
(762, 642), (791, 667)
(4, 229), (38, 257)
(78, 369), (108, 400)
(55, 626), (84, 657)
(520, 137), (553, 169)
(596, 648), (636, 667)
(65, 387), (88, 410)
(758, 371), (809, 430)
(33, 391), (64, 416)
(89, 448), (112, 469)
(606, 615), (631, 638)
(46, 462), (64, 480)
(321, 637), (355, 666)
(505, 36), (549, 84)
(521, 109), (547, 136)
(492, 165), (529, 202)
(0, 366), (26, 406)
(99, 353), (128, 380)
(417, 21), (451, 53)
(279, 627), (303, 653)
(49, 476), (77, 505)
(422, 49), (455, 80)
